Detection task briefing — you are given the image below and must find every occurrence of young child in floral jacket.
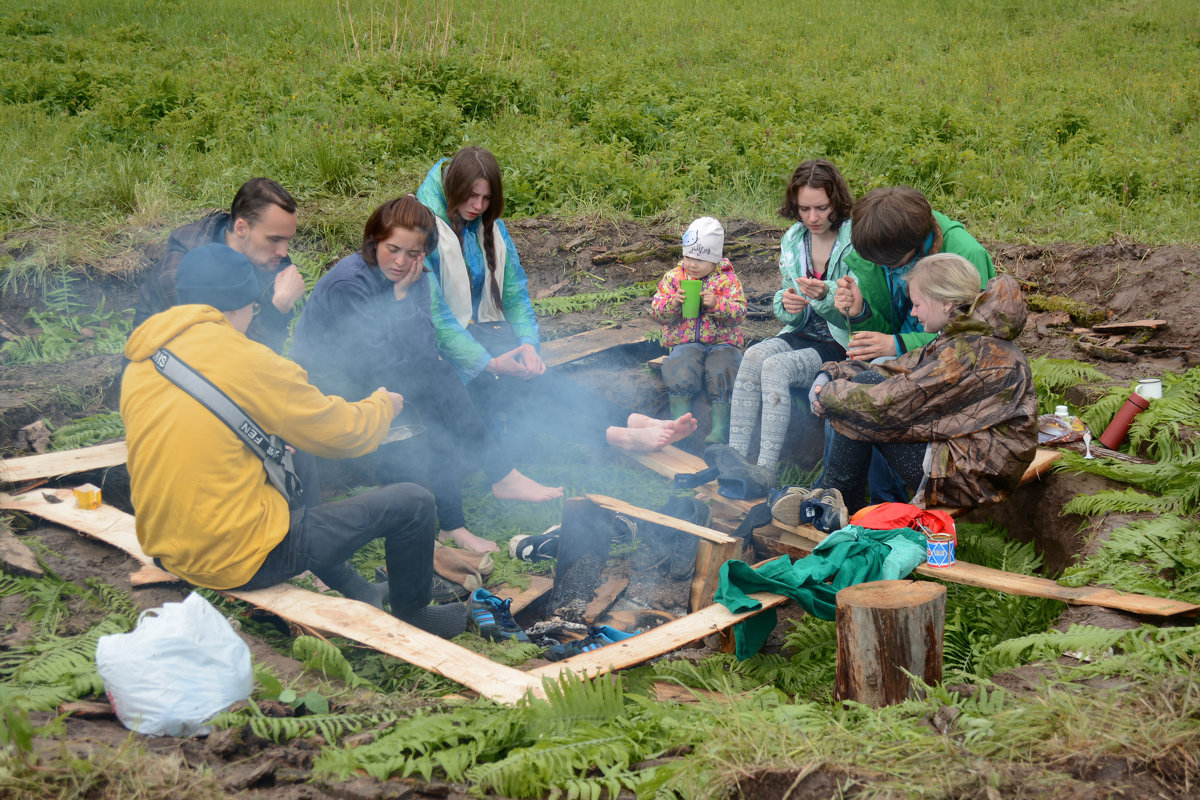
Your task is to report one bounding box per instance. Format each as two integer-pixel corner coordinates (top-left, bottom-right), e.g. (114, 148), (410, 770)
(650, 217), (747, 443)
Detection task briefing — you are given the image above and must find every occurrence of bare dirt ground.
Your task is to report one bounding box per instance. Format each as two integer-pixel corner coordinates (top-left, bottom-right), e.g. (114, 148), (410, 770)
(3, 218), (1199, 798)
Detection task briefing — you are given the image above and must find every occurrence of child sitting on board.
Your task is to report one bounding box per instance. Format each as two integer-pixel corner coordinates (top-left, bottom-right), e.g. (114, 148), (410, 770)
(650, 217), (747, 444)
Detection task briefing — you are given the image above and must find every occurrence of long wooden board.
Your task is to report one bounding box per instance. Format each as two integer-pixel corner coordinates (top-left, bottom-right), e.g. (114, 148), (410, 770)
(627, 446), (1198, 618)
(0, 488), (545, 704)
(0, 442), (128, 484)
(528, 591), (789, 680)
(770, 519), (1198, 617)
(541, 323), (656, 368)
(2, 488), (785, 697)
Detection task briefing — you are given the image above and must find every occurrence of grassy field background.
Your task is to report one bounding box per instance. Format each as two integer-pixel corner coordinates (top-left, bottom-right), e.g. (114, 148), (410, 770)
(1, 0), (1197, 273)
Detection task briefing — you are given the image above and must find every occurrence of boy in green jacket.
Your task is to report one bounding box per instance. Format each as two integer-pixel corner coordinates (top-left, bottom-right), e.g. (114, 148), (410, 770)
(830, 187), (994, 361)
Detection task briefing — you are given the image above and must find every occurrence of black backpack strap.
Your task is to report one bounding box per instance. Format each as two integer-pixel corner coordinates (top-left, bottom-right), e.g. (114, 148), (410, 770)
(151, 348), (303, 505)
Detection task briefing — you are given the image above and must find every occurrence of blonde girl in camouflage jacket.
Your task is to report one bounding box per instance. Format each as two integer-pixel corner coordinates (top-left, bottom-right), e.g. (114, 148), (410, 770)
(810, 254), (1038, 512)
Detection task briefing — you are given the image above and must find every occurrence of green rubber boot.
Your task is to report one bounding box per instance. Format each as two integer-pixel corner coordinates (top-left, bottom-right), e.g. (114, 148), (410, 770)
(705, 399), (732, 444)
(669, 395), (692, 419)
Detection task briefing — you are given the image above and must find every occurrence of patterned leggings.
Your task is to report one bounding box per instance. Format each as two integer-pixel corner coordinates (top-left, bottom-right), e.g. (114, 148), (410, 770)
(728, 338), (825, 473)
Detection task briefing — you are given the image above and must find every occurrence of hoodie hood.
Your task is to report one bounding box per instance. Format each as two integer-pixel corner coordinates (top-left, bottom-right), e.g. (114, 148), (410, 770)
(943, 274), (1027, 342)
(124, 304), (233, 362)
(416, 159), (452, 227)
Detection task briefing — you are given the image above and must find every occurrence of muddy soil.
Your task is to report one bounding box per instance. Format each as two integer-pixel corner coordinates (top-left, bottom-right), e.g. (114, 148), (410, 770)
(3, 217), (1200, 798)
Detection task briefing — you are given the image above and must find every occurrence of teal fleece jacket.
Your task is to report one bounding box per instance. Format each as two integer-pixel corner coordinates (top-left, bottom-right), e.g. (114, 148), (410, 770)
(826, 211), (994, 355)
(714, 526), (927, 660)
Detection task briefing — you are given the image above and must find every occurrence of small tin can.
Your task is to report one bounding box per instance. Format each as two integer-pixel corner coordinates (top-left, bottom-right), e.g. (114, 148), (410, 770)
(925, 532), (956, 568)
(74, 483), (102, 510)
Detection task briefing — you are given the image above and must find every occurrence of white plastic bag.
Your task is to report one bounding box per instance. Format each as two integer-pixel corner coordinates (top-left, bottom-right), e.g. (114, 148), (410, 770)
(95, 591), (252, 737)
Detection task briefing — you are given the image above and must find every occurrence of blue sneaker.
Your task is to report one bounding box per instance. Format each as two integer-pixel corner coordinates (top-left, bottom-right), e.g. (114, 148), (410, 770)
(543, 625), (637, 661)
(467, 588), (530, 643)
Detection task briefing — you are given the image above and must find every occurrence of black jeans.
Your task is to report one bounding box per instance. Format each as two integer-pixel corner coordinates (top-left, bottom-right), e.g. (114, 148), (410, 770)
(235, 483), (436, 616)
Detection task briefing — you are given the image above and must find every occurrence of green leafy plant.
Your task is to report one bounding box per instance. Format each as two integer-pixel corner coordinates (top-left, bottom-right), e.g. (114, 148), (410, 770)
(531, 281), (657, 317)
(49, 411), (125, 451)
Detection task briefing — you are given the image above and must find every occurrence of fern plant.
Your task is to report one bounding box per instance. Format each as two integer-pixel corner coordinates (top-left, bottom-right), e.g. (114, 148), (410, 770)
(1028, 356), (1110, 415)
(1057, 515), (1200, 602)
(532, 281), (656, 317)
(49, 412), (126, 451)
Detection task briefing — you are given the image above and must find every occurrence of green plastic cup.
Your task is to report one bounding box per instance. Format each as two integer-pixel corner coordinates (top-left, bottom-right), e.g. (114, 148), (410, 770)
(681, 279), (702, 319)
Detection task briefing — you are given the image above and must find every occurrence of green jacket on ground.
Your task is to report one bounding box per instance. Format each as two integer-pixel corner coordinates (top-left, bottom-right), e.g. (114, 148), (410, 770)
(827, 211), (994, 355)
(715, 526), (927, 659)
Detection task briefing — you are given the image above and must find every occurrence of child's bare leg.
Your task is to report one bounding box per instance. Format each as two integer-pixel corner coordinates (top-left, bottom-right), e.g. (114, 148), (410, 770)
(439, 527), (499, 553)
(492, 469), (563, 502)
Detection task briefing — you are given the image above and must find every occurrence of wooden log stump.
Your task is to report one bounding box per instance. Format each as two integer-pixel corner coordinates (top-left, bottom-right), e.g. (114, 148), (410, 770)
(834, 580), (946, 707)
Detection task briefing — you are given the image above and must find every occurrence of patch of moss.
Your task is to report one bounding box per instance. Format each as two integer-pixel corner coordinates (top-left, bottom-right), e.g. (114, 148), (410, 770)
(1027, 294), (1108, 327)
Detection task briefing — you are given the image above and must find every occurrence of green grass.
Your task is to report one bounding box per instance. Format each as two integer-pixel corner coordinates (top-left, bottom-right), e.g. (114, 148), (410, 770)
(0, 0), (1197, 281)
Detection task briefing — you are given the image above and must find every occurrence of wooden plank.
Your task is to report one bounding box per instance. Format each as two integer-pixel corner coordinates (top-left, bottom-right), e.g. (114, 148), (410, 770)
(767, 521), (1199, 618)
(130, 564), (181, 587)
(584, 494), (735, 545)
(647, 355), (666, 370)
(528, 590), (790, 679)
(0, 488), (547, 704)
(541, 324), (656, 368)
(1091, 319), (1167, 333)
(584, 577), (629, 622)
(689, 537), (742, 613)
(0, 442), (128, 484)
(493, 575), (554, 615)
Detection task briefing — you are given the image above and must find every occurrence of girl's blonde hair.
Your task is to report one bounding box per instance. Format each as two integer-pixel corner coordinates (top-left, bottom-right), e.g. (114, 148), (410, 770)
(908, 253), (982, 308)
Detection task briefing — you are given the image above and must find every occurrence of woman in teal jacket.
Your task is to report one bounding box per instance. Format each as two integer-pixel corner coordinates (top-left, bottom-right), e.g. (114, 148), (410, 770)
(728, 159), (855, 474)
(417, 146), (697, 453)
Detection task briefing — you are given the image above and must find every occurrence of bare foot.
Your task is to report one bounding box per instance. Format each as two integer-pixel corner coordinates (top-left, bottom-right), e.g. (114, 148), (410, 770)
(665, 412), (698, 444)
(606, 424), (673, 452)
(439, 527), (499, 553)
(627, 413), (670, 430)
(491, 469), (563, 503)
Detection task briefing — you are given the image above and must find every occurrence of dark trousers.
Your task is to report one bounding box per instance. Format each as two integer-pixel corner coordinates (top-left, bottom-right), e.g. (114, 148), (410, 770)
(353, 358), (513, 531)
(235, 483), (436, 616)
(467, 368), (630, 451)
(661, 342), (742, 401)
(817, 370), (917, 510)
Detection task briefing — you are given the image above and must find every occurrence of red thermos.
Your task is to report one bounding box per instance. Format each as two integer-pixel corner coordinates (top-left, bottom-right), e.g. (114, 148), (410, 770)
(1098, 392), (1150, 449)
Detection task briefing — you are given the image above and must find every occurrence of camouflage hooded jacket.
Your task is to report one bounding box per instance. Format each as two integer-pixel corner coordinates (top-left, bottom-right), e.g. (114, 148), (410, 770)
(817, 274), (1038, 509)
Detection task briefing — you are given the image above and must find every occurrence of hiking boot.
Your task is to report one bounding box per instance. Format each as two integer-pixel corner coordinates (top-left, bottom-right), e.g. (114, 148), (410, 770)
(799, 489), (850, 534)
(508, 525), (560, 563)
(543, 625), (633, 662)
(467, 588), (530, 643)
(769, 486), (822, 526)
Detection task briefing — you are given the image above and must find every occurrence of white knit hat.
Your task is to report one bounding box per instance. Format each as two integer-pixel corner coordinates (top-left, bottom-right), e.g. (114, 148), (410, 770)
(682, 217), (724, 264)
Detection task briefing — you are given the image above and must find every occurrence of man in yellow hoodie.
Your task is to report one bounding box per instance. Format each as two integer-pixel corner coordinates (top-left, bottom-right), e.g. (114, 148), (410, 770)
(121, 243), (468, 638)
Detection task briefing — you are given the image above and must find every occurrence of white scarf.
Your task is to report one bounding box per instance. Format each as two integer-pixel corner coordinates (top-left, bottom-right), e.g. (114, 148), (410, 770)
(432, 216), (508, 327)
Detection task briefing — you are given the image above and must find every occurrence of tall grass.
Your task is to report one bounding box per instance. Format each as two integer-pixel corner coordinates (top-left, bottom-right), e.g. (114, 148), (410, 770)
(0, 0), (1197, 275)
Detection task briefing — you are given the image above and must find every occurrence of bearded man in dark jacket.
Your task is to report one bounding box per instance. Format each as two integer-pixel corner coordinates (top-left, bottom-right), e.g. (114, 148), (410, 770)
(133, 178), (305, 353)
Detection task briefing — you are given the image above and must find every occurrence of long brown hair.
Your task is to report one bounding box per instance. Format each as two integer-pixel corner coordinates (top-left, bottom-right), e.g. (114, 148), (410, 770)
(442, 146), (505, 311)
(361, 195), (437, 267)
(777, 159), (853, 227)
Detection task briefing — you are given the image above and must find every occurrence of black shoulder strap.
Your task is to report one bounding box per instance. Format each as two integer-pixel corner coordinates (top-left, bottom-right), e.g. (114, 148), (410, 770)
(151, 347), (303, 504)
